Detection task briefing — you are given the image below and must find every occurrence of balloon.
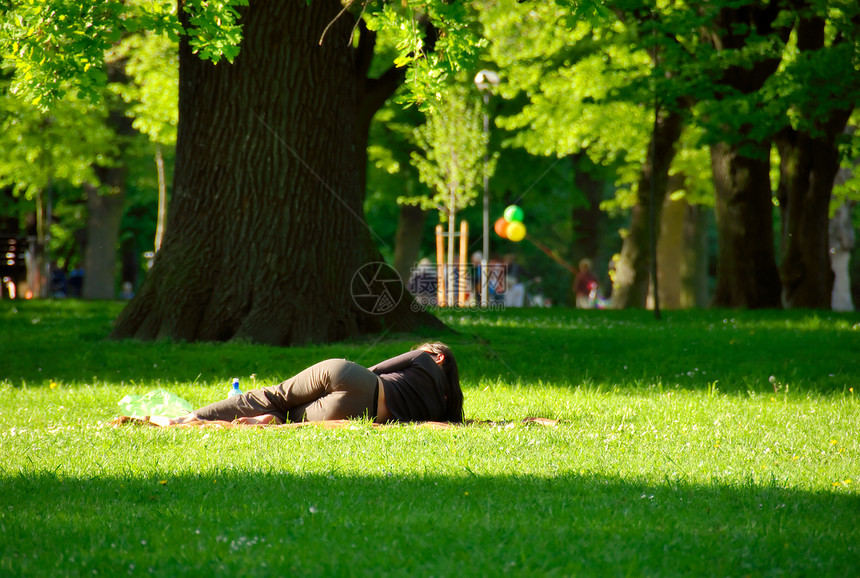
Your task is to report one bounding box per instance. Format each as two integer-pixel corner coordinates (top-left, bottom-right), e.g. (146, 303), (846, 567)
(494, 217), (509, 238)
(504, 205), (524, 223)
(506, 221), (527, 242)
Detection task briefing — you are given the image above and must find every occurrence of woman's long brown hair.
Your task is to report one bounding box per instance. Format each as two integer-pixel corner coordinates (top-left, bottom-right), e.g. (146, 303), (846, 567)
(416, 342), (463, 423)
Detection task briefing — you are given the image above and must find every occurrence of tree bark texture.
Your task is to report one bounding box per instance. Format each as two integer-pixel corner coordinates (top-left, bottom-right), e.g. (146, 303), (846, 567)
(611, 107), (684, 309)
(112, 0), (439, 345)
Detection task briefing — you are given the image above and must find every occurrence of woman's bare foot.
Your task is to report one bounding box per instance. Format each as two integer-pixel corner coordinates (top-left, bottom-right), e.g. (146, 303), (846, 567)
(234, 413), (283, 425)
(149, 413), (200, 427)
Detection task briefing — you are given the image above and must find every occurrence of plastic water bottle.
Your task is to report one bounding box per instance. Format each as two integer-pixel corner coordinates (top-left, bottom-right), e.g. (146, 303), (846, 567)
(228, 377), (242, 399)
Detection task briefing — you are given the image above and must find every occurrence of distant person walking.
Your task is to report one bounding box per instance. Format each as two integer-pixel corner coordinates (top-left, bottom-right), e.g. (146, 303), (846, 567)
(573, 258), (599, 308)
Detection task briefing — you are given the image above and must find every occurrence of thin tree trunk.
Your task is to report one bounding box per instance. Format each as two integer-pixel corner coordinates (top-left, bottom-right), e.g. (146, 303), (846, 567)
(154, 144), (167, 252)
(83, 58), (134, 300)
(447, 205), (456, 305)
(32, 188), (49, 298)
(112, 0), (439, 345)
(611, 107), (685, 308)
(680, 203), (709, 308)
(83, 181), (125, 299)
(656, 180), (686, 310)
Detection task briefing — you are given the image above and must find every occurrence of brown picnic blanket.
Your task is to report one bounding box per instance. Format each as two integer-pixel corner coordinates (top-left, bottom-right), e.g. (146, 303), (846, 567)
(109, 415), (559, 429)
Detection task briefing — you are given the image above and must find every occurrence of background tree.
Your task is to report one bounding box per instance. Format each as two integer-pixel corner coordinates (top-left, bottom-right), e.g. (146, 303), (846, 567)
(696, 0), (860, 308)
(1, 1), (178, 300)
(0, 82), (111, 297)
(82, 57), (135, 300)
(483, 0), (858, 310)
(364, 75), (593, 306)
(772, 1), (859, 307)
(111, 26), (179, 263)
(112, 1), (429, 344)
(696, 0), (793, 308)
(407, 86), (492, 298)
(478, 0), (694, 308)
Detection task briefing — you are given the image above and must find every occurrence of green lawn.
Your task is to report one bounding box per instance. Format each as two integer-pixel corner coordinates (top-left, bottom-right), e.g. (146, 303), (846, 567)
(1, 301), (858, 576)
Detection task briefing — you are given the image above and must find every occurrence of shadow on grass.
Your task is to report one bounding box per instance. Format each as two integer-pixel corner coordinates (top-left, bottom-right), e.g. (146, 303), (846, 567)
(445, 308), (860, 395)
(3, 470), (858, 576)
(3, 301), (859, 395)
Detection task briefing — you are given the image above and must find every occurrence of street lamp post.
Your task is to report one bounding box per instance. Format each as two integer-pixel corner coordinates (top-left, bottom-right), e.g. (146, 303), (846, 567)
(474, 69), (500, 308)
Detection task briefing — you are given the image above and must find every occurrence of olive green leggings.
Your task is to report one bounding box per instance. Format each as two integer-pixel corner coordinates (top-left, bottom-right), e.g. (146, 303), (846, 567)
(194, 359), (379, 423)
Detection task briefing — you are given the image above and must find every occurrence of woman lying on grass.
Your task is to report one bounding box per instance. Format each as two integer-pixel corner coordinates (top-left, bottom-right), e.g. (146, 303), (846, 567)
(163, 342), (463, 426)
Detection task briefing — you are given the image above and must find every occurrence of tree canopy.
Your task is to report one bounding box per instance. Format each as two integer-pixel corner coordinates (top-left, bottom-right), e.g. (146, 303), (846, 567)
(1, 0), (858, 336)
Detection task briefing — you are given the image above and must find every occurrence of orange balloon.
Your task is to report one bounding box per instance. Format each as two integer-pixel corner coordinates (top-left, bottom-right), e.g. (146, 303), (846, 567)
(506, 221), (527, 242)
(494, 217), (509, 238)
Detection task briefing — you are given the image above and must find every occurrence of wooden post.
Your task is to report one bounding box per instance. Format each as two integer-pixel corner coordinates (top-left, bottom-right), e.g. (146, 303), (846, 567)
(435, 224), (446, 306)
(459, 220), (468, 306)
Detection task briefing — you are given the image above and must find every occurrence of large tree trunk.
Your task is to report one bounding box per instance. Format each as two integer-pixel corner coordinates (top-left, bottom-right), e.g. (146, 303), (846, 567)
(774, 15), (853, 309)
(112, 0), (438, 345)
(706, 1), (790, 308)
(611, 107), (685, 308)
(711, 142), (781, 307)
(775, 120), (848, 308)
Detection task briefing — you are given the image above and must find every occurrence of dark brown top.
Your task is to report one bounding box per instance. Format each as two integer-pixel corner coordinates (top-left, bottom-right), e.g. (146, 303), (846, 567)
(369, 350), (447, 422)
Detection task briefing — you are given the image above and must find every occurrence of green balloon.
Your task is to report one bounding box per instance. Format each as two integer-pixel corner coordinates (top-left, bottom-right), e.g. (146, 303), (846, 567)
(504, 205), (524, 223)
